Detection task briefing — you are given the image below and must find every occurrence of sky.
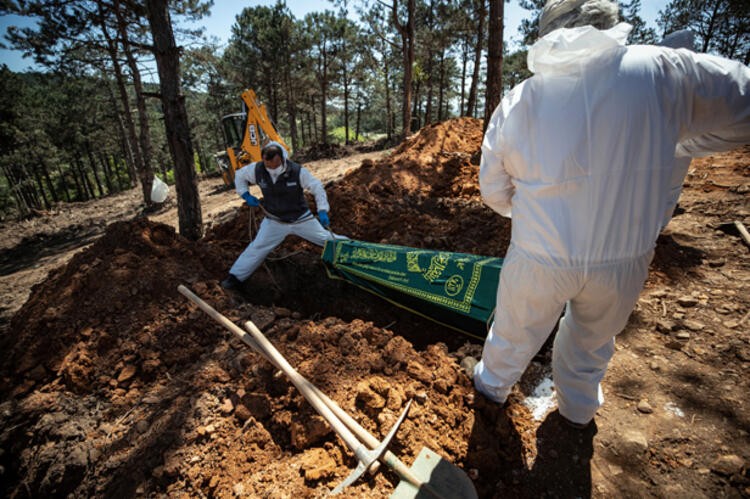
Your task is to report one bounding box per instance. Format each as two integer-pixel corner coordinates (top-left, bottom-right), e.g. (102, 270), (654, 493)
(0, 0), (669, 73)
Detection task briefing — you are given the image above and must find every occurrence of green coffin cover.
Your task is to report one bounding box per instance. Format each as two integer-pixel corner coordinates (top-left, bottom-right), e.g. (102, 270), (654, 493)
(322, 239), (503, 339)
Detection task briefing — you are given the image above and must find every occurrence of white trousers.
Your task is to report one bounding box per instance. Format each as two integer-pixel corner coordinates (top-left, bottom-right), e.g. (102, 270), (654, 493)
(474, 246), (653, 424)
(229, 216), (343, 281)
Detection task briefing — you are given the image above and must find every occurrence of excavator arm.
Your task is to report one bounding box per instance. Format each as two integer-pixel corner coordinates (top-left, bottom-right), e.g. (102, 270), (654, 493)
(215, 88), (290, 187)
(239, 89), (290, 161)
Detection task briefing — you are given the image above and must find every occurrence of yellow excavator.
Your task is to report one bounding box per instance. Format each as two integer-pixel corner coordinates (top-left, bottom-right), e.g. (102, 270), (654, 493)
(215, 88), (291, 187)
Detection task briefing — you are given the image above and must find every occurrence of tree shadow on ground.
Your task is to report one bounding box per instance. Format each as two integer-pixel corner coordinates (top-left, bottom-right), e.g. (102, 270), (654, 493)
(0, 226), (102, 276)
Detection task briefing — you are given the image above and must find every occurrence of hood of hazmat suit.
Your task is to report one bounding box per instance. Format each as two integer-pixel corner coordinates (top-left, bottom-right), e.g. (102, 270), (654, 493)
(479, 23), (750, 268)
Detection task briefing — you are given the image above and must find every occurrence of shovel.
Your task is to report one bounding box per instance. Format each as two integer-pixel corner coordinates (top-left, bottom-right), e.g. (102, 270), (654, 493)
(178, 285), (477, 499)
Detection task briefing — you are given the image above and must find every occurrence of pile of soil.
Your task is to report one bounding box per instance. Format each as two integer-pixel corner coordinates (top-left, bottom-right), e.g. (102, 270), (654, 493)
(1, 117), (748, 498)
(328, 118), (508, 254)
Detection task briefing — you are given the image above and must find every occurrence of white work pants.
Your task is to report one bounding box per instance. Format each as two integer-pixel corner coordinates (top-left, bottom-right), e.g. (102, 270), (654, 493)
(230, 216), (343, 281)
(474, 246), (653, 424)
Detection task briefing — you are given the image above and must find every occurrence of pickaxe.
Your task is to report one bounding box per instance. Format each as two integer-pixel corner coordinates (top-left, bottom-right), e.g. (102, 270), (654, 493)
(178, 285), (477, 498)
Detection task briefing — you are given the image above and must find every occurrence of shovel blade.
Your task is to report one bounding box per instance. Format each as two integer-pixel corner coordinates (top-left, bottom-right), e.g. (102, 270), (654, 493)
(390, 447), (478, 499)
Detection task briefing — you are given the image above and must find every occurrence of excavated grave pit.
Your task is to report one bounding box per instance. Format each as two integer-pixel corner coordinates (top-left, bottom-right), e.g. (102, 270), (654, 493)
(233, 248), (480, 352)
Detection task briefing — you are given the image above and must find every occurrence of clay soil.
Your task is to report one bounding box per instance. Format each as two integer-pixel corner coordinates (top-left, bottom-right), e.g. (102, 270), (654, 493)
(0, 118), (748, 498)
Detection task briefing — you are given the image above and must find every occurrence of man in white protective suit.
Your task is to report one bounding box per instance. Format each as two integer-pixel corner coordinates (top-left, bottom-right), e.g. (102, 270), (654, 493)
(473, 0), (750, 428)
(221, 141), (345, 290)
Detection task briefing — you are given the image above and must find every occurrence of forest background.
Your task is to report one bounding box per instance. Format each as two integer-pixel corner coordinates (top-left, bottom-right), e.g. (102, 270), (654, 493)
(0, 0), (747, 234)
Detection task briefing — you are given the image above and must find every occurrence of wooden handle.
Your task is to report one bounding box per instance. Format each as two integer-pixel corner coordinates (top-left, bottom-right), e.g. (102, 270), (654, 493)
(178, 285), (362, 453)
(178, 285), (425, 490)
(735, 221), (750, 247)
(240, 318), (365, 452)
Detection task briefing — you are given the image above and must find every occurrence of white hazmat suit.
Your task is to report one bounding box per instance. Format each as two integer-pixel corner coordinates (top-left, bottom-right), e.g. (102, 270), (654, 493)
(229, 143), (343, 281)
(474, 22), (750, 424)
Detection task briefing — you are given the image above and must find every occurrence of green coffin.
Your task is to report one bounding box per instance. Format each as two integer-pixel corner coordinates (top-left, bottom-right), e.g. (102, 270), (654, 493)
(322, 239), (503, 339)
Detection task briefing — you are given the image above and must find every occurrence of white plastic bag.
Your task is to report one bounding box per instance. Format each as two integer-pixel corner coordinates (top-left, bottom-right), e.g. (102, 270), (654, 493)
(150, 176), (169, 203)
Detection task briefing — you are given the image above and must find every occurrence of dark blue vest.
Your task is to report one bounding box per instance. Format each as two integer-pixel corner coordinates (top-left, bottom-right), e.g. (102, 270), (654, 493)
(255, 160), (309, 222)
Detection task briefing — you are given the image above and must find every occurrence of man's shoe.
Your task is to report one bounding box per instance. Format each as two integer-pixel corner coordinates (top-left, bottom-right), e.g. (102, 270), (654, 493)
(220, 274), (242, 291)
(560, 414), (592, 430)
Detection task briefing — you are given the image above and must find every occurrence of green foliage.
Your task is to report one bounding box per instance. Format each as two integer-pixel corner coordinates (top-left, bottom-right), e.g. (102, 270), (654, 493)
(0, 173), (13, 219)
(161, 170), (175, 185)
(502, 50), (532, 92)
(0, 69), (140, 217)
(328, 126), (373, 144)
(621, 0), (657, 44)
(517, 0), (546, 45)
(657, 0), (749, 62)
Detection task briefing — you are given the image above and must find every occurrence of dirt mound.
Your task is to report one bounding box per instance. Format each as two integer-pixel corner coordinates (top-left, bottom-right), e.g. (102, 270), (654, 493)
(391, 117), (484, 163)
(1, 119), (748, 498)
(328, 118), (508, 255)
(0, 219), (226, 396)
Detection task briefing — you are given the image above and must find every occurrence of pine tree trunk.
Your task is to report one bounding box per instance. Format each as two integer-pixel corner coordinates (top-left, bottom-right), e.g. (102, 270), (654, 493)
(467, 0), (485, 117)
(74, 155), (94, 200)
(146, 0), (203, 240)
(393, 0), (416, 138)
(38, 157), (59, 203)
(384, 46), (392, 141)
(99, 154), (114, 194)
(98, 7), (142, 191)
(425, 56), (434, 126)
(2, 164), (30, 217)
(116, 0), (155, 206)
(320, 50), (329, 145)
(29, 161), (50, 210)
(343, 67), (350, 144)
(484, 0), (504, 133)
(412, 80), (421, 130)
(102, 72), (137, 187)
(85, 142), (105, 197)
(55, 164), (71, 203)
(69, 158), (85, 201)
(310, 96), (319, 143)
(355, 100), (362, 142)
(437, 50), (445, 122)
(19, 164), (41, 210)
(283, 71), (299, 152)
(116, 154), (133, 190)
(460, 41), (468, 116)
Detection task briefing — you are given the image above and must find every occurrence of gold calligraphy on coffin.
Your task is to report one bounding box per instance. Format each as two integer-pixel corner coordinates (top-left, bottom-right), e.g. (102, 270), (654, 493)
(339, 247), (397, 264)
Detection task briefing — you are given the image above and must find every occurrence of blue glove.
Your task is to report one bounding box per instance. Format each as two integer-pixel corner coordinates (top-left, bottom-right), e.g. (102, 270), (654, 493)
(318, 210), (330, 228)
(241, 192), (260, 207)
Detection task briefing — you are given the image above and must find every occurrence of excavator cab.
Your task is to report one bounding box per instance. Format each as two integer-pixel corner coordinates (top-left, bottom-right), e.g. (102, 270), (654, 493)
(214, 89), (291, 187)
(215, 112), (251, 187)
(222, 113), (246, 150)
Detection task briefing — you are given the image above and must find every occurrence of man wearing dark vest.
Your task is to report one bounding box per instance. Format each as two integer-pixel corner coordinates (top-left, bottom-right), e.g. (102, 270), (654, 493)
(221, 141), (344, 290)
